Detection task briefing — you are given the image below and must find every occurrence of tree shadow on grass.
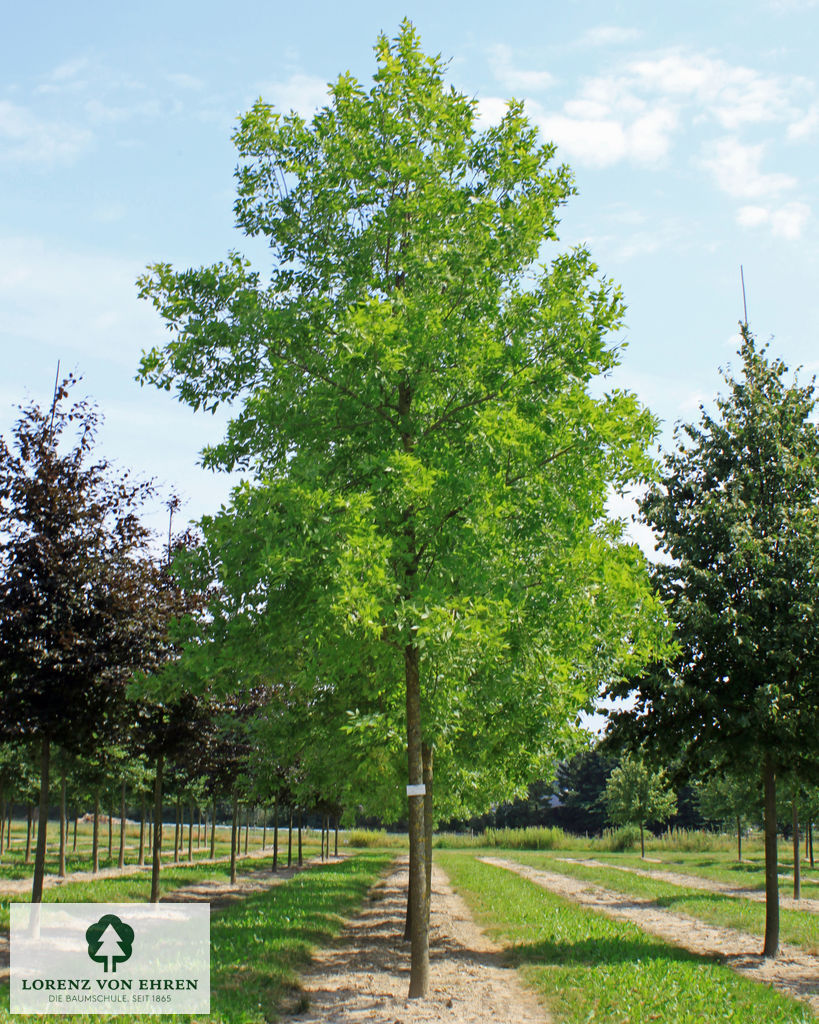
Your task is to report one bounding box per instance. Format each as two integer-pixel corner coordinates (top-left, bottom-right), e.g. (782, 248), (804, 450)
(505, 932), (720, 971)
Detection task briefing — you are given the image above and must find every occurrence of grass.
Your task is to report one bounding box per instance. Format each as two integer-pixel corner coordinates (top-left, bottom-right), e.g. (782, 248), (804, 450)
(439, 852), (816, 1023)
(1, 851), (393, 1023)
(501, 851), (819, 954)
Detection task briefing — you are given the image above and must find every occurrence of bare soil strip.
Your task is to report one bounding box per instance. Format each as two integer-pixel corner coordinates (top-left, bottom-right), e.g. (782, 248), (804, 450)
(282, 857), (551, 1024)
(481, 856), (819, 1016)
(557, 856), (819, 913)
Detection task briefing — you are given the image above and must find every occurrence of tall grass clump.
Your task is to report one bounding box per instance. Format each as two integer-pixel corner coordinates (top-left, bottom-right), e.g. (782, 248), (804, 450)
(345, 828), (407, 848)
(435, 826), (570, 850)
(648, 828), (735, 853)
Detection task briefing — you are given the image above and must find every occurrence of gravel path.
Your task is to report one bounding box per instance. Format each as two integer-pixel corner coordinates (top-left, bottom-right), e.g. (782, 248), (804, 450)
(282, 857), (551, 1024)
(482, 856), (819, 1016)
(556, 856), (819, 913)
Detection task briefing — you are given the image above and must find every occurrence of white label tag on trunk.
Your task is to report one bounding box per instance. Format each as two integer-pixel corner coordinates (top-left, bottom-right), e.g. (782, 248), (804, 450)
(406, 784), (426, 796)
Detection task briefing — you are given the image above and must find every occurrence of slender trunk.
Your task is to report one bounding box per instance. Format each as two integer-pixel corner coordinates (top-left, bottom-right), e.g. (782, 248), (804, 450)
(810, 820), (814, 869)
(230, 791), (238, 884)
(335, 814), (339, 857)
(118, 781), (126, 869)
(25, 803), (33, 864)
(244, 807), (249, 855)
(0, 787), (5, 859)
(405, 642), (428, 998)
(188, 802), (194, 862)
(262, 811), (267, 851)
(272, 799), (279, 872)
(150, 754), (163, 903)
(107, 798), (113, 861)
(58, 771), (66, 877)
(793, 799), (801, 901)
(737, 815), (742, 863)
(763, 756), (780, 957)
(423, 743), (434, 927)
(321, 815), (325, 861)
(31, 735), (50, 903)
(92, 790), (100, 874)
(640, 821), (645, 859)
(173, 797), (180, 864)
(298, 808), (303, 867)
(138, 796), (146, 867)
(287, 806), (293, 868)
(210, 799), (216, 859)
(72, 812), (77, 853)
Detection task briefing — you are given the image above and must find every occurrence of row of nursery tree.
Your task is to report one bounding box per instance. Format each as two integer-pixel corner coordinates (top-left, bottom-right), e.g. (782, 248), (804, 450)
(2, 22), (818, 995)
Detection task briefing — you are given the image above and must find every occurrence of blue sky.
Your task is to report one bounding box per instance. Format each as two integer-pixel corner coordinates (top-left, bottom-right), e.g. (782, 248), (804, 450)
(2, 0), (818, 541)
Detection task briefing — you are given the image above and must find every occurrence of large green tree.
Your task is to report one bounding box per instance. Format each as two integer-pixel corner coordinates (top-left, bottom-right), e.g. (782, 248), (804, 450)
(606, 325), (819, 955)
(137, 23), (666, 995)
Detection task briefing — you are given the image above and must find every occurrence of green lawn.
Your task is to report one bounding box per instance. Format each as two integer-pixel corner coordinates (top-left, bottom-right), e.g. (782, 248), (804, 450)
(440, 852), (816, 1024)
(500, 851), (819, 954)
(1, 851), (393, 1023)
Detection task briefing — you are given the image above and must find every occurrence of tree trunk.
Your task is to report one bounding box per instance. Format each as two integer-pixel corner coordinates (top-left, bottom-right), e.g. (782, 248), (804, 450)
(262, 811), (267, 851)
(25, 802), (33, 864)
(58, 771), (66, 877)
(150, 753), (163, 903)
(210, 798), (216, 859)
(0, 787), (5, 859)
(188, 801), (194, 862)
(272, 798), (278, 873)
(230, 791), (238, 884)
(244, 807), (249, 855)
(793, 799), (801, 901)
(737, 815), (742, 863)
(298, 808), (303, 867)
(92, 790), (100, 874)
(810, 820), (815, 869)
(423, 743), (434, 927)
(287, 806), (293, 867)
(405, 642), (429, 998)
(72, 811), (77, 853)
(763, 756), (780, 957)
(334, 814), (339, 857)
(174, 796), (180, 864)
(640, 821), (645, 859)
(31, 735), (50, 903)
(138, 795), (146, 867)
(118, 780), (126, 869)
(107, 797), (113, 861)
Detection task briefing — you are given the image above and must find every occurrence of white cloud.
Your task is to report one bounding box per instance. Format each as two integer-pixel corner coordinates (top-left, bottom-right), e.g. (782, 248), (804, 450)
(0, 100), (91, 163)
(488, 45), (554, 93)
(737, 201), (811, 239)
(475, 96), (511, 128)
(700, 138), (796, 199)
(257, 73), (331, 118)
(535, 101), (676, 168)
(580, 26), (642, 47)
(787, 104), (819, 139)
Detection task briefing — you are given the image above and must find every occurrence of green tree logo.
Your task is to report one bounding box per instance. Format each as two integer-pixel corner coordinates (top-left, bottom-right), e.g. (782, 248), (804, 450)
(85, 914), (134, 973)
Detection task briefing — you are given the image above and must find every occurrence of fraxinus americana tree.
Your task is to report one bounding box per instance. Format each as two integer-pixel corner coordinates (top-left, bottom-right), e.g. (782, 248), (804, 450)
(137, 23), (666, 995)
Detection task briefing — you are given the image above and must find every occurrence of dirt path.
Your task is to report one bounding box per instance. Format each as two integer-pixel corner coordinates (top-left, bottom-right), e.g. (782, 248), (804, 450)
(556, 856), (819, 913)
(282, 857), (550, 1024)
(482, 856), (819, 1016)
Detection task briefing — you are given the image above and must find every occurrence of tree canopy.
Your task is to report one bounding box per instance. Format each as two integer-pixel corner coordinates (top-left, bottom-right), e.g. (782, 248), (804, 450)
(137, 22), (668, 995)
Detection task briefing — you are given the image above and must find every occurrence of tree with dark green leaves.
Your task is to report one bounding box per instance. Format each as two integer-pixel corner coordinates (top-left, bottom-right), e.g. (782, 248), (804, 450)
(606, 325), (819, 955)
(0, 378), (159, 903)
(137, 23), (667, 995)
(604, 753), (677, 857)
(695, 768), (760, 862)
